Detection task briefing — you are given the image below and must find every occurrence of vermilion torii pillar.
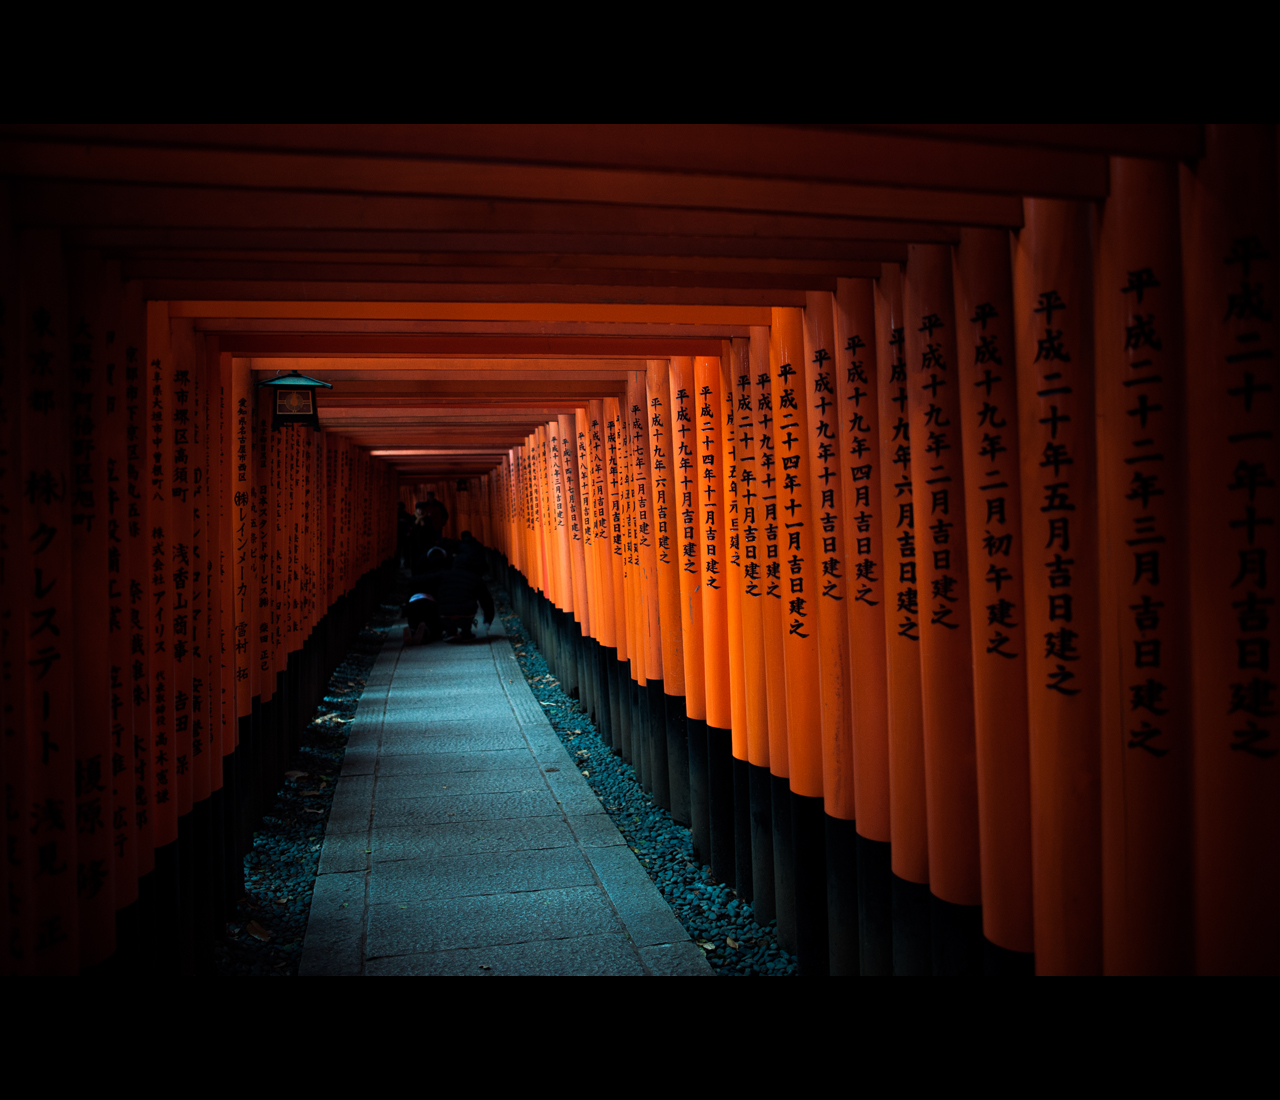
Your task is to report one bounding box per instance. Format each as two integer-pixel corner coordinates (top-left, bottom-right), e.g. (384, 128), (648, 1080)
(1014, 198), (1103, 976)
(952, 227), (1035, 969)
(1181, 125), (1280, 976)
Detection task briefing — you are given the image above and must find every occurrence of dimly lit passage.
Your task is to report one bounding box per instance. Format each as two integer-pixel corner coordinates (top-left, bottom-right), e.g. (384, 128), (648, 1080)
(1, 125), (1276, 976)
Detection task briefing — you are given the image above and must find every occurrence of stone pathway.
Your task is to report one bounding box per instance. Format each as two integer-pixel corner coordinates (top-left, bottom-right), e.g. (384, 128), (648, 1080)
(299, 617), (712, 976)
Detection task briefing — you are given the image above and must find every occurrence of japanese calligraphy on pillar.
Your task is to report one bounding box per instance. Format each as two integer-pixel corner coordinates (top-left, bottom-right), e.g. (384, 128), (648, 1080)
(953, 228), (1034, 956)
(1214, 238), (1278, 756)
(875, 264), (929, 888)
(169, 337), (194, 818)
(904, 245), (981, 908)
(803, 291), (854, 819)
(882, 318), (917, 644)
(1180, 127), (1280, 975)
(1021, 279), (1098, 700)
(66, 281), (112, 949)
(960, 289), (1027, 665)
(19, 241), (79, 970)
(101, 304), (137, 899)
(674, 378), (698, 584)
(834, 278), (891, 846)
(232, 362), (252, 713)
(146, 309), (175, 839)
(1013, 200), (1102, 974)
(773, 308), (822, 798)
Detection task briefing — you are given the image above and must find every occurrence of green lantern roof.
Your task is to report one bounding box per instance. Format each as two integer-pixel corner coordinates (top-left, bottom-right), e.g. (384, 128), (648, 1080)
(256, 370), (333, 389)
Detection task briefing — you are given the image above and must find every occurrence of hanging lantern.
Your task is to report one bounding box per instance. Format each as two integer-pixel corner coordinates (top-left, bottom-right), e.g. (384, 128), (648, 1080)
(256, 370), (332, 431)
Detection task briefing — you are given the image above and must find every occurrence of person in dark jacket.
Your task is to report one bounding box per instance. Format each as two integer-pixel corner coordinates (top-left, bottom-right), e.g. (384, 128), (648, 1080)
(408, 503), (438, 566)
(421, 558), (494, 640)
(455, 530), (486, 577)
(421, 491), (448, 534)
(396, 501), (415, 568)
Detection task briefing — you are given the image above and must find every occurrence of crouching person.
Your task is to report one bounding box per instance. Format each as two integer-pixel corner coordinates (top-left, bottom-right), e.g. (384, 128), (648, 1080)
(403, 591), (439, 645)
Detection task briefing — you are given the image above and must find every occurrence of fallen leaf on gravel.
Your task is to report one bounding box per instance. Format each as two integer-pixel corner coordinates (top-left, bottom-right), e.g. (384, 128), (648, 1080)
(727, 937), (740, 949)
(303, 808), (323, 815)
(284, 770), (308, 780)
(246, 921), (272, 942)
(301, 789), (322, 796)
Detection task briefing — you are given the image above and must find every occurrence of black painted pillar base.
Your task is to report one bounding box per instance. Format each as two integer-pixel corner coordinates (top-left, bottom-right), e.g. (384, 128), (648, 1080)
(930, 894), (984, 976)
(153, 838), (182, 975)
(687, 716), (711, 866)
(983, 937), (1036, 975)
(826, 815), (860, 976)
(666, 694), (690, 826)
(770, 772), (797, 955)
(856, 833), (892, 976)
(748, 763), (775, 925)
(647, 680), (670, 810)
(791, 791), (829, 976)
(606, 652), (622, 754)
(588, 638), (603, 728)
(575, 623), (591, 714)
(224, 746), (246, 902)
(618, 661), (633, 763)
(733, 757), (752, 904)
(629, 672), (644, 786)
(597, 644), (614, 746)
(892, 874), (932, 976)
(707, 724), (735, 888)
(178, 806), (197, 974)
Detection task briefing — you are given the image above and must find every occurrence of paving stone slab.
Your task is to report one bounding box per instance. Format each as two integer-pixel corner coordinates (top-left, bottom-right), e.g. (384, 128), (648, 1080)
(316, 831), (374, 876)
(365, 933), (645, 977)
(367, 817), (577, 860)
(376, 730), (527, 755)
(299, 871), (367, 976)
(639, 940), (716, 977)
(372, 749), (533, 776)
(376, 768), (543, 800)
(366, 884), (622, 958)
(371, 789), (563, 828)
(584, 844), (691, 949)
(566, 812), (625, 848)
(367, 846), (595, 904)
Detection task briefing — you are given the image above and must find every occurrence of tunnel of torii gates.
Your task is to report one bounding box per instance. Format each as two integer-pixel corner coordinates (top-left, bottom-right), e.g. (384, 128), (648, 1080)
(0, 123), (1276, 977)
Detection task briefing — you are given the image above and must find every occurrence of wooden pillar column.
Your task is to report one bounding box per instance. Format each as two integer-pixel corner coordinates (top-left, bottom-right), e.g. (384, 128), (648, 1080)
(952, 227), (1035, 970)
(802, 291), (856, 974)
(772, 306), (828, 974)
(1180, 125), (1280, 975)
(833, 276), (893, 974)
(1013, 198), (1103, 975)
(732, 337), (774, 921)
(631, 376), (666, 808)
(646, 361), (690, 825)
(671, 357), (710, 863)
(721, 343), (753, 899)
(696, 352), (735, 887)
(903, 244), (984, 974)
(875, 264), (931, 973)
(1095, 158), (1194, 974)
(13, 231), (78, 973)
(67, 250), (117, 967)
